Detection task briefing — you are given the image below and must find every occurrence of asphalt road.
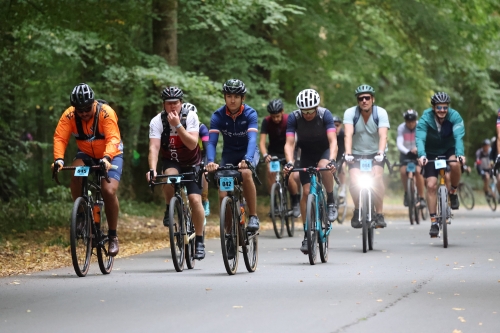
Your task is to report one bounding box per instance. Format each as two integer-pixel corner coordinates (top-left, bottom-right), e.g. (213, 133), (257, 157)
(1, 208), (500, 333)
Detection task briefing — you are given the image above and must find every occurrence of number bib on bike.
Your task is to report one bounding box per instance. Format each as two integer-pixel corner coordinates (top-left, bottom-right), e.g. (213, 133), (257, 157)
(434, 160), (446, 169)
(219, 177), (234, 191)
(407, 162), (416, 173)
(167, 176), (182, 184)
(270, 161), (280, 172)
(360, 159), (372, 172)
(74, 166), (90, 177)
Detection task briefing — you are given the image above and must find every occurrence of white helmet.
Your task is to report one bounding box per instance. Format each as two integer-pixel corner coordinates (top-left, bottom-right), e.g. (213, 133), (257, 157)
(182, 102), (197, 113)
(296, 89), (320, 109)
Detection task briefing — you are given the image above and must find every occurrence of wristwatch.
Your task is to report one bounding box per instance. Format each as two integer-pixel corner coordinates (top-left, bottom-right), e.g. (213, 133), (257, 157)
(175, 123), (182, 129)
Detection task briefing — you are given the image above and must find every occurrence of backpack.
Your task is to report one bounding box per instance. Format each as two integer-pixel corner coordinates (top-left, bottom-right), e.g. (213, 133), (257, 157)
(160, 107), (190, 150)
(352, 105), (379, 134)
(75, 99), (108, 141)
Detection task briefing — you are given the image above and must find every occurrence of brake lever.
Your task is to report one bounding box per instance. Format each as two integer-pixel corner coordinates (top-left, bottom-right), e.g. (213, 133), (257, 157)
(149, 169), (155, 193)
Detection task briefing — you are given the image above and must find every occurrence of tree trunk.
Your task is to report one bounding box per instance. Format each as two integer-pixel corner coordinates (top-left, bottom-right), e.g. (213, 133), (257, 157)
(153, 0), (178, 66)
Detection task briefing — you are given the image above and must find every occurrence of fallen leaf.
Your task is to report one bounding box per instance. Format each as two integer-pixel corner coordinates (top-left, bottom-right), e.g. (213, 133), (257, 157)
(454, 293), (460, 296)
(10, 281), (20, 285)
(411, 280), (417, 284)
(460, 280), (466, 283)
(205, 288), (212, 291)
(233, 306), (243, 309)
(376, 299), (383, 302)
(427, 292), (434, 295)
(458, 316), (466, 323)
(208, 251), (214, 254)
(488, 259), (494, 261)
(27, 310), (31, 313)
(100, 300), (105, 302)
(452, 308), (465, 311)
(283, 248), (287, 250)
(452, 330), (462, 333)
(299, 280), (303, 282)
(479, 322), (482, 326)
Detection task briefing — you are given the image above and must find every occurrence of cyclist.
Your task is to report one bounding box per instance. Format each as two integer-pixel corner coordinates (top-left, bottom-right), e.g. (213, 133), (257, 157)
(397, 110), (426, 207)
(183, 102), (211, 218)
(476, 139), (494, 198)
(146, 87), (206, 260)
(283, 89), (338, 254)
(333, 116), (346, 200)
(416, 92), (466, 238)
(494, 108), (500, 193)
(259, 99), (301, 217)
(206, 79), (261, 234)
(52, 83), (123, 256)
(343, 84), (390, 229)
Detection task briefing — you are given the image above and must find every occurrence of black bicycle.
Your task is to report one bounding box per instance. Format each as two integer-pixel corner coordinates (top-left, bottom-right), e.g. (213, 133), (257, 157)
(457, 166), (475, 210)
(149, 165), (203, 272)
(53, 159), (115, 277)
(267, 156), (295, 238)
(212, 161), (262, 275)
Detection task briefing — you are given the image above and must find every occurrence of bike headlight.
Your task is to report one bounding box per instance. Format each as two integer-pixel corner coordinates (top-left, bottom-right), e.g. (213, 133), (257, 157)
(359, 173), (373, 189)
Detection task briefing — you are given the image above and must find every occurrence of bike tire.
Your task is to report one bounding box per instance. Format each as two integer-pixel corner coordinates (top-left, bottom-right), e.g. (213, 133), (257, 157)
(242, 223), (258, 272)
(185, 220), (196, 269)
(284, 187), (295, 237)
(486, 194), (497, 212)
(457, 182), (475, 210)
(420, 202), (429, 220)
(97, 203), (113, 274)
(305, 194), (318, 265)
(361, 190), (368, 253)
(407, 178), (415, 225)
(438, 187), (448, 248)
(270, 182), (284, 239)
(318, 201), (329, 263)
(368, 192), (375, 251)
(169, 196), (185, 272)
(220, 196), (238, 275)
(70, 197), (92, 277)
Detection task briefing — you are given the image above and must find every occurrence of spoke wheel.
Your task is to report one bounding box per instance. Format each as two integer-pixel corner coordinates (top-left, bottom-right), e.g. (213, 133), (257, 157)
(270, 182), (284, 238)
(285, 187), (295, 237)
(97, 203), (113, 274)
(420, 201), (429, 220)
(185, 219), (196, 269)
(486, 193), (497, 212)
(242, 222), (258, 272)
(220, 196), (238, 275)
(305, 194), (318, 265)
(457, 182), (475, 210)
(407, 178), (416, 225)
(70, 197), (92, 277)
(438, 188), (448, 248)
(169, 196), (185, 272)
(318, 201), (329, 263)
(361, 190), (369, 253)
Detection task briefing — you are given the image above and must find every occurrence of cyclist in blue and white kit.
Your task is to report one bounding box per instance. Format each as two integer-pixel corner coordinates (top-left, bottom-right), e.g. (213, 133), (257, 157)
(206, 79), (260, 232)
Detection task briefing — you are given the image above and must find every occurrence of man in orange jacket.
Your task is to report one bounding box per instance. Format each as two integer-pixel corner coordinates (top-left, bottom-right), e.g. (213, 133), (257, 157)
(52, 83), (123, 256)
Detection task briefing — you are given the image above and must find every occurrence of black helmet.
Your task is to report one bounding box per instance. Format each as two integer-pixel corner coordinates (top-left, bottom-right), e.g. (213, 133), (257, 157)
(161, 86), (183, 101)
(403, 109), (418, 121)
(431, 92), (451, 105)
(332, 116), (342, 123)
(222, 79), (247, 95)
(267, 99), (283, 114)
(70, 83), (94, 108)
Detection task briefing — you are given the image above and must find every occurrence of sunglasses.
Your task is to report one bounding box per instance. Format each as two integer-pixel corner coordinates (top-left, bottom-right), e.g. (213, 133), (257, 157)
(75, 105), (93, 113)
(435, 106), (448, 111)
(301, 108), (316, 115)
(357, 96), (372, 102)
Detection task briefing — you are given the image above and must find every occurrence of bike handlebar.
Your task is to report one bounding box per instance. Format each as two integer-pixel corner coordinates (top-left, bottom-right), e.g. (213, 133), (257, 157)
(149, 163), (204, 193)
(206, 160), (262, 186)
(285, 166), (340, 185)
(52, 160), (112, 185)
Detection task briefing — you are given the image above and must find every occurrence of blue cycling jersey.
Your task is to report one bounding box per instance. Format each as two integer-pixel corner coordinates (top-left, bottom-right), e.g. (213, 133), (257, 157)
(207, 104), (259, 164)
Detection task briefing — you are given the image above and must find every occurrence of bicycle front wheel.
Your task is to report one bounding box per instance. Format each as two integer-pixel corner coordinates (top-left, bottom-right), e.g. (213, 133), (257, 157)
(242, 224), (258, 272)
(220, 196), (239, 275)
(285, 187), (295, 237)
(185, 220), (196, 269)
(305, 194), (318, 265)
(318, 201), (329, 263)
(407, 178), (416, 225)
(97, 204), (113, 274)
(169, 196), (185, 272)
(270, 182), (284, 238)
(438, 187), (448, 248)
(457, 182), (475, 210)
(70, 197), (92, 277)
(361, 191), (369, 253)
(486, 193), (497, 212)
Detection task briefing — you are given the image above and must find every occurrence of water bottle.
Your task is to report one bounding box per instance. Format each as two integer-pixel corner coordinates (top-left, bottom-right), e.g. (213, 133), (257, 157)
(93, 199), (103, 226)
(240, 201), (246, 225)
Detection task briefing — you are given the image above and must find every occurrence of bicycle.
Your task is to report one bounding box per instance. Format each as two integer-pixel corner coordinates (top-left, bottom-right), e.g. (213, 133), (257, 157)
(391, 159), (428, 225)
(422, 156), (461, 248)
(267, 156), (295, 238)
(457, 166), (475, 210)
(212, 161), (262, 275)
(52, 159), (116, 277)
(286, 166), (339, 265)
(485, 169), (498, 211)
(333, 157), (348, 224)
(149, 165), (203, 272)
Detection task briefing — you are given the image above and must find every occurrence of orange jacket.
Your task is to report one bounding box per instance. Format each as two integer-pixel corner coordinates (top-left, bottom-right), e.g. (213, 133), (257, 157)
(53, 101), (123, 161)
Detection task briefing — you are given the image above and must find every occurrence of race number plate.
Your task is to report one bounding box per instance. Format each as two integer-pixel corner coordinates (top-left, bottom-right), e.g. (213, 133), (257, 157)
(167, 176), (182, 184)
(406, 162), (416, 173)
(270, 161), (280, 172)
(219, 177), (234, 191)
(434, 160), (446, 169)
(74, 166), (90, 177)
(360, 159), (372, 172)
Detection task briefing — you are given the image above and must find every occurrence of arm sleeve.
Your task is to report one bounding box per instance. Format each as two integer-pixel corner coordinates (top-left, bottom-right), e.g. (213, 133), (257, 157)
(286, 113), (297, 137)
(244, 110), (259, 161)
(260, 118), (268, 134)
(53, 110), (73, 160)
(101, 107), (123, 159)
(207, 114), (220, 163)
(451, 112), (465, 156)
(396, 124), (409, 154)
(323, 110), (337, 134)
(199, 124), (209, 142)
(416, 120), (428, 158)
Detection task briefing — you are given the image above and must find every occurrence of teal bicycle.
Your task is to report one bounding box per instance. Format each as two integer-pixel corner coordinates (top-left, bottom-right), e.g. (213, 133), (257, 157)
(287, 166), (339, 265)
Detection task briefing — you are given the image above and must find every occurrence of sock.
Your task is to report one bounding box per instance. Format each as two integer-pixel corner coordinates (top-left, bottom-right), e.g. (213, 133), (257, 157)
(109, 229), (117, 237)
(430, 213), (437, 224)
(449, 186), (457, 194)
(327, 191), (334, 204)
(292, 194), (300, 205)
(196, 235), (203, 244)
(165, 204), (169, 213)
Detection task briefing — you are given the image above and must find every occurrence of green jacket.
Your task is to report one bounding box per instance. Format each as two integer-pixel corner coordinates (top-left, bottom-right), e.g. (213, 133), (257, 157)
(416, 107), (465, 158)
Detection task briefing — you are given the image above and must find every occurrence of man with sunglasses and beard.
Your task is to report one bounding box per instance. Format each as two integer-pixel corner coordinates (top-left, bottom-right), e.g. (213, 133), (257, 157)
(416, 92), (465, 238)
(283, 89), (338, 254)
(52, 83), (123, 256)
(343, 85), (390, 230)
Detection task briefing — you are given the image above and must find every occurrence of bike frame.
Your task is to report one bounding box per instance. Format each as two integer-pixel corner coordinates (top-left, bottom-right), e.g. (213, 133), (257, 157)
(305, 171), (331, 243)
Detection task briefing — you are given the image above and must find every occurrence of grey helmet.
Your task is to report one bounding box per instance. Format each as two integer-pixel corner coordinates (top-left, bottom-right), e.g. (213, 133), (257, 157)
(296, 89), (320, 109)
(70, 83), (95, 108)
(354, 84), (375, 96)
(161, 86), (184, 101)
(431, 92), (451, 105)
(267, 99), (284, 114)
(182, 102), (197, 113)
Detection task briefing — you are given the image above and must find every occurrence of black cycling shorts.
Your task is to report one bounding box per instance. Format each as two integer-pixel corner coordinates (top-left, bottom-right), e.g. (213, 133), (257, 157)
(162, 159), (202, 195)
(422, 147), (455, 179)
(298, 149), (330, 185)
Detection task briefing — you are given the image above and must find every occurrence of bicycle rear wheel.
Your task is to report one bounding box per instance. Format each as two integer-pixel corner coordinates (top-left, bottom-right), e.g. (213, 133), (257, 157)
(169, 196), (185, 272)
(486, 193), (497, 212)
(270, 182), (284, 238)
(407, 178), (416, 225)
(70, 197), (92, 277)
(285, 187), (295, 237)
(438, 187), (448, 248)
(97, 204), (113, 274)
(361, 191), (369, 253)
(242, 225), (258, 272)
(318, 201), (329, 263)
(220, 196), (239, 275)
(457, 182), (475, 210)
(305, 194), (318, 265)
(420, 201), (428, 220)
